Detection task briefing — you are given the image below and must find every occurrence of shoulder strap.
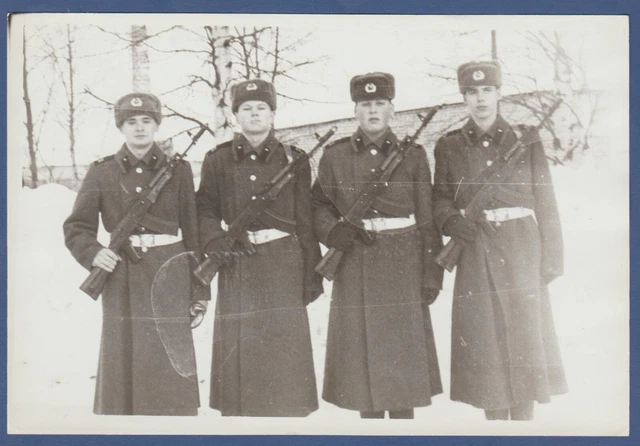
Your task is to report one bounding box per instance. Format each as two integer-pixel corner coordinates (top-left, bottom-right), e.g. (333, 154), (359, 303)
(283, 144), (298, 164)
(513, 124), (527, 141)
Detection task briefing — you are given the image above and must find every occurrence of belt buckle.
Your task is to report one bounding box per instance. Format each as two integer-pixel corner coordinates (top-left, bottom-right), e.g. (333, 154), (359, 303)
(140, 235), (151, 252)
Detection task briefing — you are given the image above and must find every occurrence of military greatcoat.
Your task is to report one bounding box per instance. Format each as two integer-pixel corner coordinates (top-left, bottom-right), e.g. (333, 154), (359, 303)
(433, 115), (568, 410)
(63, 143), (205, 416)
(196, 131), (323, 417)
(312, 128), (444, 413)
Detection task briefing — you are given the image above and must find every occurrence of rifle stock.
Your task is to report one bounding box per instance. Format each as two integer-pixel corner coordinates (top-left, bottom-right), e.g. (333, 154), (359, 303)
(433, 239), (464, 272)
(80, 267), (110, 301)
(314, 248), (343, 281)
(193, 254), (227, 286)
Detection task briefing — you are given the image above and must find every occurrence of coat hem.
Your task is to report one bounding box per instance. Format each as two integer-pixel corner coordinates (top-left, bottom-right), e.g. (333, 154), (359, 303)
(93, 408), (198, 416)
(210, 404), (318, 418)
(450, 387), (569, 410)
(322, 394), (439, 413)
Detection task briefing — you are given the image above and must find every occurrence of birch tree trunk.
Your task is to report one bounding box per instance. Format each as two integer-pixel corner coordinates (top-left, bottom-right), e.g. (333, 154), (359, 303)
(23, 27), (38, 188)
(131, 25), (150, 92)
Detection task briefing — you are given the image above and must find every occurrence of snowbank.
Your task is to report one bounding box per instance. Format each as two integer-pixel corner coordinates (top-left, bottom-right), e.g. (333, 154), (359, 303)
(7, 164), (629, 435)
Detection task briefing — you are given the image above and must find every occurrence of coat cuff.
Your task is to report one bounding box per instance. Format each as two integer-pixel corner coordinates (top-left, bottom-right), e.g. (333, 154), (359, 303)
(199, 217), (226, 252)
(422, 272), (444, 290)
(79, 242), (105, 271)
(541, 256), (563, 282)
(191, 280), (211, 301)
(314, 212), (340, 246)
(436, 209), (461, 234)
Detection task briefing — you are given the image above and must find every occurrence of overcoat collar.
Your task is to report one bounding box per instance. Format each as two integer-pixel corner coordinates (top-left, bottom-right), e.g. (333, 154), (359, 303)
(115, 143), (165, 173)
(232, 130), (280, 163)
(350, 127), (398, 154)
(461, 115), (512, 147)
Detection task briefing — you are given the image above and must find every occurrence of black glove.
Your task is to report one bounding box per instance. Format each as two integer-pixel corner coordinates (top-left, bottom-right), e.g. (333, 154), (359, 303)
(326, 221), (359, 251)
(422, 287), (440, 305)
(443, 214), (477, 246)
(204, 236), (240, 263)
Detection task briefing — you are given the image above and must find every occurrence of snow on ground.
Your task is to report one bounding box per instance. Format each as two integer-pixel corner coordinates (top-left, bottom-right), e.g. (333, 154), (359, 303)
(7, 158), (629, 435)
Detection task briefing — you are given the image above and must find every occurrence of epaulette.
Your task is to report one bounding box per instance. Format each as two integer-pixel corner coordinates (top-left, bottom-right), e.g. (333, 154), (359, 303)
(324, 136), (350, 149)
(513, 124), (536, 141)
(444, 128), (463, 138)
(93, 154), (114, 165)
(206, 141), (231, 156)
(291, 146), (306, 156)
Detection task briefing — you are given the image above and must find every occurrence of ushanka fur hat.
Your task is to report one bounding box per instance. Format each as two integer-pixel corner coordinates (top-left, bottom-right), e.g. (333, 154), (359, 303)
(114, 92), (162, 128)
(231, 79), (277, 113)
(350, 72), (395, 102)
(457, 60), (502, 93)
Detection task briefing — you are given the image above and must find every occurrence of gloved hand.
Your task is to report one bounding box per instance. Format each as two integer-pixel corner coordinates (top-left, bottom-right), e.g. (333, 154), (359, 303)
(190, 300), (208, 329)
(326, 221), (359, 251)
(422, 287), (440, 305)
(443, 214), (477, 246)
(205, 235), (244, 263)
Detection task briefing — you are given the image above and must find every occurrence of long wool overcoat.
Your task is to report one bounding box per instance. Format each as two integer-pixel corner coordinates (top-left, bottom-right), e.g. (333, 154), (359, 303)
(312, 128), (444, 413)
(63, 143), (205, 416)
(196, 131), (324, 417)
(433, 116), (568, 410)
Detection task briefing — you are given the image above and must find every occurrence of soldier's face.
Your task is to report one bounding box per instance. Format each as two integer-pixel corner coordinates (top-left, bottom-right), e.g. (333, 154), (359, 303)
(236, 101), (275, 135)
(355, 99), (394, 135)
(119, 115), (159, 149)
(464, 86), (501, 120)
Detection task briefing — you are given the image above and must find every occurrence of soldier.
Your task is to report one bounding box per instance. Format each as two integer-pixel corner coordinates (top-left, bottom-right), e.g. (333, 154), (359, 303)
(196, 79), (323, 417)
(433, 61), (568, 421)
(63, 92), (207, 415)
(312, 72), (444, 419)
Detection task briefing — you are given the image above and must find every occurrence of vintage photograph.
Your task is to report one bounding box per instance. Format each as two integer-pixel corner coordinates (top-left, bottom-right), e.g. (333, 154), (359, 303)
(6, 13), (629, 436)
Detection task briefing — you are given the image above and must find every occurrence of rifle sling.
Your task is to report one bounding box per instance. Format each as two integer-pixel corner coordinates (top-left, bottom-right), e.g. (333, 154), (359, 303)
(454, 126), (533, 211)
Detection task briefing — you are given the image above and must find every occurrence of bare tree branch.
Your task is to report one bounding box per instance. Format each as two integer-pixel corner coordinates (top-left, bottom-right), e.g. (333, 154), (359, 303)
(164, 105), (216, 137)
(83, 88), (114, 107)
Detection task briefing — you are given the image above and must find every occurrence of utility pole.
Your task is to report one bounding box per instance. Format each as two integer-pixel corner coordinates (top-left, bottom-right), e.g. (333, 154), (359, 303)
(491, 30), (497, 60)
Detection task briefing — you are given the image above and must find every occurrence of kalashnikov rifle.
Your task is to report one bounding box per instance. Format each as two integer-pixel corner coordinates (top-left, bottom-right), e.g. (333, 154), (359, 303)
(193, 126), (338, 286)
(434, 98), (563, 272)
(80, 126), (207, 300)
(314, 105), (441, 281)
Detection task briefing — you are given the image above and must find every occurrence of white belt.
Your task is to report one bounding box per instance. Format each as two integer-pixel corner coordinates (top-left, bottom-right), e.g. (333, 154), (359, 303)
(130, 229), (182, 250)
(246, 228), (291, 245)
(221, 221), (291, 245)
(483, 207), (535, 222)
(361, 214), (416, 232)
